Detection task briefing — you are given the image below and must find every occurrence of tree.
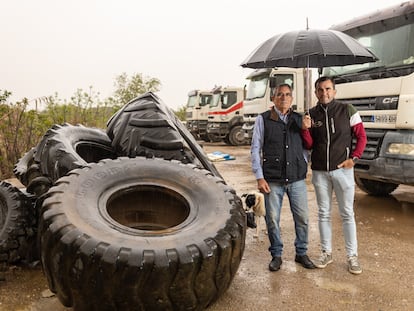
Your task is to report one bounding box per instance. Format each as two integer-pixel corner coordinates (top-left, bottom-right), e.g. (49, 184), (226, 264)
(174, 105), (187, 121)
(0, 72), (165, 178)
(0, 90), (12, 102)
(111, 72), (161, 105)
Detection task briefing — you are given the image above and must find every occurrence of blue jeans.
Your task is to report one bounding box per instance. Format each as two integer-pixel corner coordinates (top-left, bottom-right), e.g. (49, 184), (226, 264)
(312, 168), (358, 257)
(264, 179), (309, 258)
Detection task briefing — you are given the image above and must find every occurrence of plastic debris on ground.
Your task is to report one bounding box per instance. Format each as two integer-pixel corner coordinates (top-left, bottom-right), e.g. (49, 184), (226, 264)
(207, 151), (236, 162)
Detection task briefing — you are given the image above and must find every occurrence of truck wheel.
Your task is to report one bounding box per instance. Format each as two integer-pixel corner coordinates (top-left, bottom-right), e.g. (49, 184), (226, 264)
(0, 181), (37, 264)
(355, 177), (399, 196)
(26, 123), (116, 196)
(228, 125), (246, 146)
(39, 157), (246, 310)
(223, 134), (232, 145)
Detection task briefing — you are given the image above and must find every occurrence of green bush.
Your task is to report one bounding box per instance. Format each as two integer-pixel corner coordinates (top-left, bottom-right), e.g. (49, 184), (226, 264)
(0, 100), (118, 179)
(0, 73), (178, 179)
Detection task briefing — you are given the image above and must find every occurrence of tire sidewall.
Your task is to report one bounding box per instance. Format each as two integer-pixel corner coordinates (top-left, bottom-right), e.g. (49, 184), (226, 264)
(43, 157), (236, 249)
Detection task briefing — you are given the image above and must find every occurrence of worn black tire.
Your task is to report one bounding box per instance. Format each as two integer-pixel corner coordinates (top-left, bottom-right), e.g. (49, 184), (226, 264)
(0, 181), (37, 264)
(106, 92), (222, 178)
(355, 177), (399, 196)
(26, 123), (116, 196)
(39, 157), (246, 311)
(223, 134), (232, 145)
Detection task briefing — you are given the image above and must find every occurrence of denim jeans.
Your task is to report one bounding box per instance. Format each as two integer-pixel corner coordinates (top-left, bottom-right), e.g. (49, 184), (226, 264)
(312, 168), (358, 257)
(264, 179), (309, 258)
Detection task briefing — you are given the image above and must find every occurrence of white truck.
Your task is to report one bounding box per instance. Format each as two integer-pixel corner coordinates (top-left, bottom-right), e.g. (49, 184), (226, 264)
(242, 67), (312, 141)
(206, 86), (246, 145)
(322, 0), (414, 195)
(185, 89), (213, 141)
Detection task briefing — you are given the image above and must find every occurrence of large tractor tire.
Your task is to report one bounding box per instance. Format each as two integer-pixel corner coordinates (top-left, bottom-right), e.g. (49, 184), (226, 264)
(106, 92), (222, 178)
(355, 177), (399, 196)
(0, 181), (37, 264)
(39, 157), (246, 311)
(24, 123), (116, 196)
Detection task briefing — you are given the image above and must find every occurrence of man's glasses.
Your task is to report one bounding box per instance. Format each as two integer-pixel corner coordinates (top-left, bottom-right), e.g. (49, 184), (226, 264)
(276, 92), (292, 97)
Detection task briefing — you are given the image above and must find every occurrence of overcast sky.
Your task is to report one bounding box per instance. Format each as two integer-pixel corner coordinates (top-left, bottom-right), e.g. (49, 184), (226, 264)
(1, 0), (406, 110)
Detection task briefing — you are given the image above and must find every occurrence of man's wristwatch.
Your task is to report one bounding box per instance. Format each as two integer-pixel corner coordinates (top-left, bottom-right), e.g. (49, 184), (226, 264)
(352, 157), (359, 163)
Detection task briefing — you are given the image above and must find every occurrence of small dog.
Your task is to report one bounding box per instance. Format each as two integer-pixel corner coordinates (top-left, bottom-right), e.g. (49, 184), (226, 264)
(241, 191), (266, 239)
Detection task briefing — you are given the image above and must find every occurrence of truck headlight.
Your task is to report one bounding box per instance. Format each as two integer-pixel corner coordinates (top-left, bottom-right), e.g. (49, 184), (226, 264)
(220, 115), (229, 121)
(387, 143), (414, 155)
(208, 123), (219, 129)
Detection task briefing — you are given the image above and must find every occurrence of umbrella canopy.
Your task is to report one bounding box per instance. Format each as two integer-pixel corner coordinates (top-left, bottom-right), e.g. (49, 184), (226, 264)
(240, 29), (378, 69)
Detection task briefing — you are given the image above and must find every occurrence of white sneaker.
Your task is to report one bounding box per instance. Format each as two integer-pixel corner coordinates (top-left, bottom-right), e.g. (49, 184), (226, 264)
(348, 256), (362, 275)
(314, 251), (333, 268)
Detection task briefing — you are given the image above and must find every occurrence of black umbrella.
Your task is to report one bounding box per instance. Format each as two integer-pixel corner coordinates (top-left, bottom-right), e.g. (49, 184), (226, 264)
(240, 28), (378, 110)
(240, 28), (378, 69)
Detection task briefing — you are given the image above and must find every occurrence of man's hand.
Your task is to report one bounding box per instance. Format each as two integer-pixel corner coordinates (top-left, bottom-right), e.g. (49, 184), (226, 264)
(302, 114), (312, 129)
(337, 158), (355, 169)
(257, 178), (271, 194)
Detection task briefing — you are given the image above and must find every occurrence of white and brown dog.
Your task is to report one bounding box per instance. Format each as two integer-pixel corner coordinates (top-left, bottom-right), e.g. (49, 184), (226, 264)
(241, 191), (266, 239)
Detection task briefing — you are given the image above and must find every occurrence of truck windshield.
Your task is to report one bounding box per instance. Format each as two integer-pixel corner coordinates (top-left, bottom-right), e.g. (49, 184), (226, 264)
(199, 94), (212, 107)
(222, 91), (238, 109)
(323, 23), (414, 77)
(187, 95), (198, 108)
(246, 75), (269, 100)
(210, 93), (220, 108)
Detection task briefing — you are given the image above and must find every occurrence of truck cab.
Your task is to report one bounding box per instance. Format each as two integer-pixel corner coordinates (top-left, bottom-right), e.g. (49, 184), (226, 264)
(185, 89), (213, 141)
(323, 0), (414, 195)
(207, 86), (246, 145)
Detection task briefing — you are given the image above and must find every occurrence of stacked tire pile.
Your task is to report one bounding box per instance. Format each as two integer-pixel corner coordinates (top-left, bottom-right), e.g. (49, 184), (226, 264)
(0, 92), (246, 310)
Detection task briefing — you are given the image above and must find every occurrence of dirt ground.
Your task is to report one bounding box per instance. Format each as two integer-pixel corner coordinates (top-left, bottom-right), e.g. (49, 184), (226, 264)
(1, 142), (414, 311)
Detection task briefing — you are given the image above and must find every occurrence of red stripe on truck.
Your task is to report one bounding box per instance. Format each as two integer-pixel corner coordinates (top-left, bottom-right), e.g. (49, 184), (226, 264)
(208, 101), (243, 116)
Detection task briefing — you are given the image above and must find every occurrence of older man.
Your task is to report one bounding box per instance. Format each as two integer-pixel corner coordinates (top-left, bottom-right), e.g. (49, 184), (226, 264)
(251, 83), (315, 271)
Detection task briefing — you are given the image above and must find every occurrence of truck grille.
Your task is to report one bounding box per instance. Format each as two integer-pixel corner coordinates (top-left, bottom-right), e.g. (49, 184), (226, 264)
(244, 113), (259, 118)
(353, 129), (385, 160)
(340, 96), (399, 111)
(341, 97), (376, 110)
